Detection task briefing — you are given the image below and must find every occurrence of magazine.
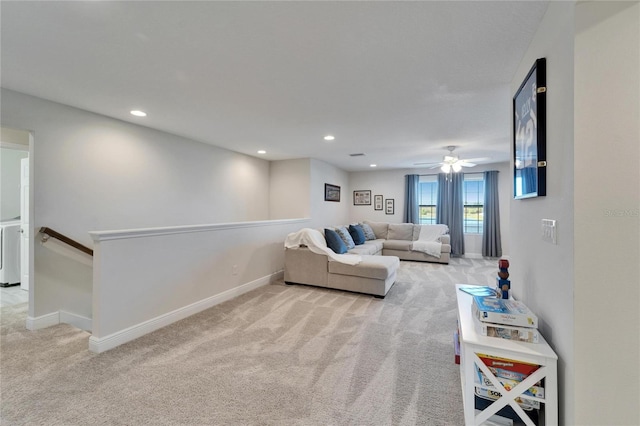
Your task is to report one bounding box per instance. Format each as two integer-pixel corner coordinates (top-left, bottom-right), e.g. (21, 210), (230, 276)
(472, 296), (538, 328)
(458, 285), (498, 297)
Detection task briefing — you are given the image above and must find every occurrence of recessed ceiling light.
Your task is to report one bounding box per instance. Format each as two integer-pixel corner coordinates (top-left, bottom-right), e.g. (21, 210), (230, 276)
(323, 135), (335, 141)
(130, 110), (147, 117)
(257, 150), (266, 154)
(370, 164), (377, 168)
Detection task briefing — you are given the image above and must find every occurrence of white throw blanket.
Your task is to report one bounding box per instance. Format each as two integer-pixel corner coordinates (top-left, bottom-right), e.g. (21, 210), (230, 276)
(284, 228), (362, 265)
(412, 224), (448, 258)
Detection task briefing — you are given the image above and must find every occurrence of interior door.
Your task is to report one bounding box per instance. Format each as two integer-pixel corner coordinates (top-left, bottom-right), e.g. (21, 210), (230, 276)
(20, 157), (29, 291)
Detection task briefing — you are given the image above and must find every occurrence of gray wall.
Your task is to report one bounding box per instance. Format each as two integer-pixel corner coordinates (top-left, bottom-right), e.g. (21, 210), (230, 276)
(573, 2), (639, 424)
(510, 2), (640, 424)
(1, 89), (272, 319)
(509, 3), (576, 423)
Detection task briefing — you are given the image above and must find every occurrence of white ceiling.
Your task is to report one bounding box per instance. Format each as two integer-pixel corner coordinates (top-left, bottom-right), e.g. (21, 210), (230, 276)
(1, 1), (548, 172)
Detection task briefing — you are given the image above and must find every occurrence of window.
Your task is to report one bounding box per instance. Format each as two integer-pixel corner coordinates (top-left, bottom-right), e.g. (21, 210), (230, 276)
(416, 173), (485, 232)
(418, 176), (438, 224)
(463, 174), (485, 234)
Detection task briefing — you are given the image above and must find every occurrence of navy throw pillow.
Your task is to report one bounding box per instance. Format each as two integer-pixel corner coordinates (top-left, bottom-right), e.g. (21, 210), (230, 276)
(325, 229), (348, 254)
(349, 224), (366, 245)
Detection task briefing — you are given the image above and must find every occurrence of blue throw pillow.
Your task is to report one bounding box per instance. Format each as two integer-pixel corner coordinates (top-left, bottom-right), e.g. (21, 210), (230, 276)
(360, 223), (376, 241)
(334, 226), (356, 249)
(325, 229), (347, 254)
(349, 224), (366, 245)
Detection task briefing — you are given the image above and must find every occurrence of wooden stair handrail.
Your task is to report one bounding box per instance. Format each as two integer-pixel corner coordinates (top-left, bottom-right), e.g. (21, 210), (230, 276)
(39, 227), (94, 256)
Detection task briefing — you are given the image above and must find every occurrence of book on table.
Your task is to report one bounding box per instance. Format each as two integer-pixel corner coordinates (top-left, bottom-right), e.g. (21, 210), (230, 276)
(458, 284), (498, 297)
(472, 314), (540, 343)
(472, 296), (538, 328)
(476, 353), (542, 385)
(474, 353), (544, 412)
(475, 367), (545, 399)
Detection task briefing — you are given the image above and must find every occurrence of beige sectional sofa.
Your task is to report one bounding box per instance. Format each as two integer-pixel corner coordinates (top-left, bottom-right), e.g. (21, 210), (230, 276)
(361, 221), (451, 264)
(284, 222), (451, 298)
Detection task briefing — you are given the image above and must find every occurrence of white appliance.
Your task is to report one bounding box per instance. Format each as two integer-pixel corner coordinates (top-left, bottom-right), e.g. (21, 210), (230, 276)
(0, 221), (21, 287)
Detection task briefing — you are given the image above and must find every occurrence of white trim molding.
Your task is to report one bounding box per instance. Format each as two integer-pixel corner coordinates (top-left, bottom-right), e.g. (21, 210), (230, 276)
(60, 311), (92, 332)
(88, 270), (283, 353)
(26, 311), (93, 332)
(26, 311), (60, 330)
(89, 218), (310, 242)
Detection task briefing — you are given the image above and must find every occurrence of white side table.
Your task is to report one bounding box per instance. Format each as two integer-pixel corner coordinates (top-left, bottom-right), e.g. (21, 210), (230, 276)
(456, 284), (558, 426)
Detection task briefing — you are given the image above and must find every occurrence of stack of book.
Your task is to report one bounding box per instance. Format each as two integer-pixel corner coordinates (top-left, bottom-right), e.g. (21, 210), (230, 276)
(474, 353), (544, 416)
(470, 290), (540, 344)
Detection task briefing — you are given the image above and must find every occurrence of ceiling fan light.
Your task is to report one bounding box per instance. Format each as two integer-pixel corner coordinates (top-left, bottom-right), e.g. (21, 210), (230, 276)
(441, 164), (451, 173)
(452, 163), (462, 172)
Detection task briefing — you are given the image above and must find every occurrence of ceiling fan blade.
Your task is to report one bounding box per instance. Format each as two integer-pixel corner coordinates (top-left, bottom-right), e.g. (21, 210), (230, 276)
(460, 157), (490, 164)
(413, 162), (442, 167)
(459, 162), (477, 167)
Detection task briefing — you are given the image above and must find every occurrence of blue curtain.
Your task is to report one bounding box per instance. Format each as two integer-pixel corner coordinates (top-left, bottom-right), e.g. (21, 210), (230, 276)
(404, 174), (420, 224)
(482, 171), (502, 257)
(436, 173), (464, 257)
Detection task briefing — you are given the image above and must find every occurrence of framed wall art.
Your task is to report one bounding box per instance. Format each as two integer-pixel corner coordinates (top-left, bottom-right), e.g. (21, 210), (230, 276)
(353, 190), (371, 206)
(513, 57), (547, 199)
(374, 195), (383, 210)
(385, 198), (395, 215)
(324, 183), (341, 202)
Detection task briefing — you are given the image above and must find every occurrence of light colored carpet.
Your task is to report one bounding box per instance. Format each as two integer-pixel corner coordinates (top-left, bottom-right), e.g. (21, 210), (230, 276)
(0, 258), (496, 425)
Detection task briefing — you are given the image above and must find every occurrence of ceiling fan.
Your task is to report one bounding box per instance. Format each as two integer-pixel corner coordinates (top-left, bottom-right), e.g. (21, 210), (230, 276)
(414, 146), (489, 173)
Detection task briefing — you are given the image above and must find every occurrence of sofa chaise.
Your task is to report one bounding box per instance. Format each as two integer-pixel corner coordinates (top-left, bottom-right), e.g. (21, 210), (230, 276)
(283, 221), (451, 298)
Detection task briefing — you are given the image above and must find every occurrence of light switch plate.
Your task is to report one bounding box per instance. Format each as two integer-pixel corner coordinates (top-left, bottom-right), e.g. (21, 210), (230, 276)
(541, 219), (557, 244)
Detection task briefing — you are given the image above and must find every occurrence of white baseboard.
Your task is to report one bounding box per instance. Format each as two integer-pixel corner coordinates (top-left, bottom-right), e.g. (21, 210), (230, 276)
(26, 311), (60, 330)
(88, 270), (282, 354)
(26, 310), (93, 332)
(60, 311), (92, 332)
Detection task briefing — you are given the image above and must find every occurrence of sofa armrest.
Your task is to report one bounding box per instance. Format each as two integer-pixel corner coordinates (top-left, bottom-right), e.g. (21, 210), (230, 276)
(284, 247), (329, 288)
(439, 234), (450, 245)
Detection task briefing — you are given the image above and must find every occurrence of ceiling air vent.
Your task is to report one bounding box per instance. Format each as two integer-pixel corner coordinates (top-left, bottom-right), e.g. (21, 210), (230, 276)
(349, 153), (366, 157)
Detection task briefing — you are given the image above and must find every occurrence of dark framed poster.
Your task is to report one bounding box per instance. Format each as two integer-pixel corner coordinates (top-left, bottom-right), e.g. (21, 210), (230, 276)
(324, 183), (340, 202)
(513, 57), (546, 199)
(385, 199), (394, 215)
(374, 195), (383, 210)
(353, 190), (371, 205)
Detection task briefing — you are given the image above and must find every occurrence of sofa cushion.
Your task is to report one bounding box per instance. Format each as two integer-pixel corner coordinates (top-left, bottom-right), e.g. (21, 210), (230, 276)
(364, 221), (389, 239)
(383, 239), (413, 251)
(325, 229), (348, 254)
(359, 223), (376, 241)
(387, 223), (415, 240)
(328, 255), (400, 280)
(334, 226), (356, 249)
(348, 241), (382, 255)
(348, 224), (366, 245)
(412, 225), (421, 241)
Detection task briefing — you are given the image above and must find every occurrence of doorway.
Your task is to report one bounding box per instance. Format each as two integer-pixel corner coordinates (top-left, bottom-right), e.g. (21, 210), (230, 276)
(1, 127), (31, 307)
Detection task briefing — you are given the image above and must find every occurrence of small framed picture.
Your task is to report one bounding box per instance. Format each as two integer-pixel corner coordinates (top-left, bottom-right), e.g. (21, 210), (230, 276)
(353, 190), (371, 206)
(385, 199), (395, 215)
(374, 195), (383, 210)
(324, 183), (340, 202)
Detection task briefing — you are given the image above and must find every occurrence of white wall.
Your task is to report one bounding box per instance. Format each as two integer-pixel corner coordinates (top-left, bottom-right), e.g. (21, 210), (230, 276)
(574, 2), (639, 424)
(348, 162), (511, 256)
(269, 158), (310, 220)
(0, 147), (28, 220)
(348, 168), (405, 224)
(1, 89), (273, 321)
(309, 158), (350, 228)
(509, 3), (576, 424)
(90, 218), (307, 352)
